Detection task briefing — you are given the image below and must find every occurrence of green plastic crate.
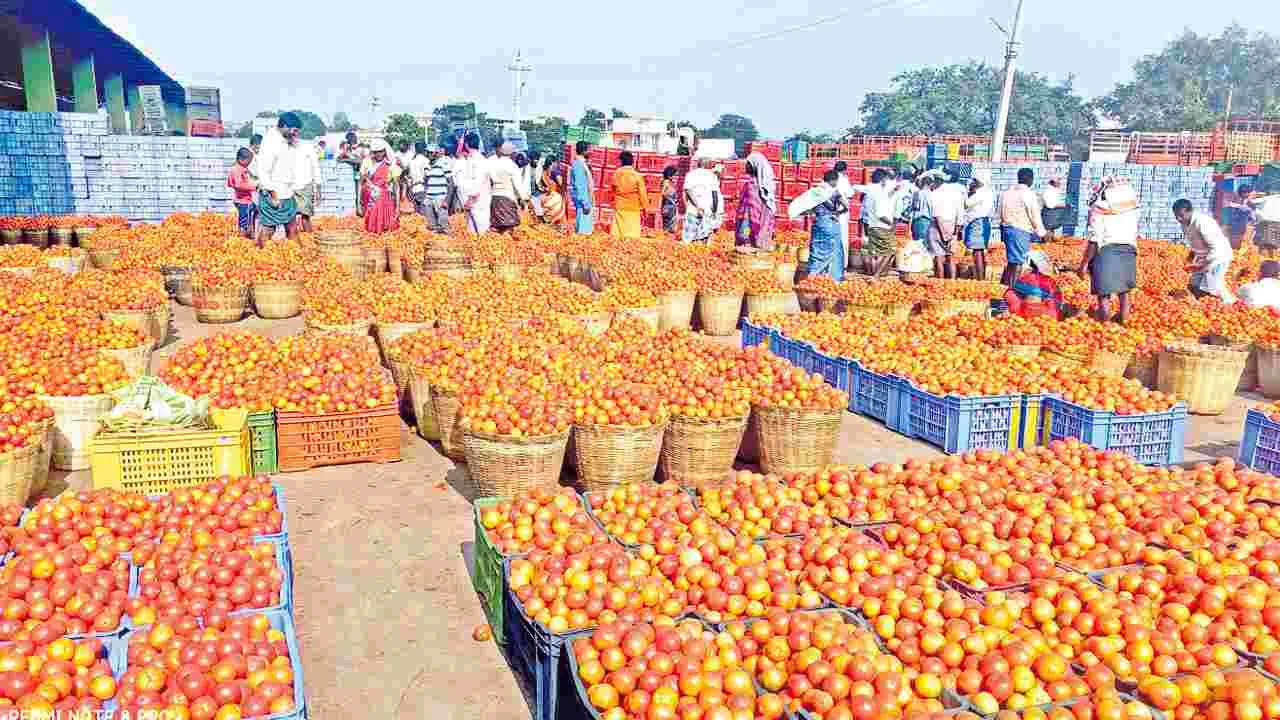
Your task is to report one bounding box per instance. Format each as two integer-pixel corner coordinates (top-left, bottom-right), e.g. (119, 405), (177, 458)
(473, 497), (511, 643)
(248, 411), (278, 475)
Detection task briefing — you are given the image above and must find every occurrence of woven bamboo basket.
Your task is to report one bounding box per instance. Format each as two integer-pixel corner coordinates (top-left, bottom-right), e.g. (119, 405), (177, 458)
(925, 299), (989, 318)
(103, 305), (169, 349)
(1091, 350), (1133, 379)
(323, 244), (375, 280)
(364, 245), (389, 273)
(1005, 344), (1041, 360)
(386, 247), (403, 279)
(305, 315), (373, 337)
(572, 421), (668, 491)
(745, 292), (792, 316)
(698, 293), (744, 336)
(88, 248), (119, 270)
(753, 404), (843, 474)
(407, 369), (440, 440)
(375, 321), (433, 364)
(774, 262), (797, 288)
(1126, 352), (1159, 390)
(403, 261), (424, 284)
(796, 289), (821, 313)
(818, 297), (849, 315)
(316, 230), (363, 247)
(0, 445), (37, 507)
(732, 250), (775, 272)
(493, 263), (522, 281)
(463, 429), (570, 496)
(423, 258), (468, 276)
(574, 311), (612, 336)
(0, 229), (18, 244)
(660, 414), (748, 490)
(74, 226), (96, 243)
(160, 266), (193, 300)
(193, 285), (249, 324)
(737, 410), (760, 463)
(1042, 347), (1089, 370)
(565, 255), (582, 280)
(1205, 335), (1258, 391)
(100, 344), (151, 379)
(430, 386), (466, 461)
(252, 281), (303, 319)
(387, 356), (412, 416)
(616, 306), (660, 333)
(1157, 341), (1248, 416)
(2, 267), (35, 277)
(658, 290), (697, 331)
(23, 229), (50, 248)
(46, 252), (86, 274)
(39, 393), (115, 471)
(29, 418), (54, 500)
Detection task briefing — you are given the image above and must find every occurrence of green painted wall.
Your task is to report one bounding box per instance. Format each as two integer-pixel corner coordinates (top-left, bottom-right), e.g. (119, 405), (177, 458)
(105, 75), (127, 133)
(20, 31), (56, 113)
(72, 55), (98, 114)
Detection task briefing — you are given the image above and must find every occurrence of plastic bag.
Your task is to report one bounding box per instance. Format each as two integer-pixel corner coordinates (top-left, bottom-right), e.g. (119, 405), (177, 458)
(897, 239), (931, 273)
(103, 377), (211, 432)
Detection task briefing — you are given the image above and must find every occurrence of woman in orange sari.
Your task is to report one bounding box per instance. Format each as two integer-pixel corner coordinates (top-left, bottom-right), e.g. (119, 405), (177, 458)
(361, 139), (401, 234)
(541, 158), (567, 226)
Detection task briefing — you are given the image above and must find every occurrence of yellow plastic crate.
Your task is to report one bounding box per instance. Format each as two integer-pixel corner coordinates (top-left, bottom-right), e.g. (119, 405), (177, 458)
(90, 421), (251, 494)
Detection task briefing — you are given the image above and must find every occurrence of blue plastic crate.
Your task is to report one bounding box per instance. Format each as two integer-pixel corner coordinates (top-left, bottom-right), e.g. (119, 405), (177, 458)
(814, 350), (854, 395)
(145, 481), (289, 546)
(1041, 397), (1187, 465)
(853, 365), (909, 432)
(741, 320), (769, 349)
(905, 383), (1020, 454)
(1240, 409), (1280, 476)
(504, 557), (592, 720)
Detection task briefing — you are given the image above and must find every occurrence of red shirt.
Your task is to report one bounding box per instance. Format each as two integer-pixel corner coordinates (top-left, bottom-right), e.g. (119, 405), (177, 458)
(227, 163), (257, 204)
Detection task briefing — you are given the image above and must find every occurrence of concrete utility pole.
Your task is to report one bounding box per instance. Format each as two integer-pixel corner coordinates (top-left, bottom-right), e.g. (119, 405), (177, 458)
(508, 50), (533, 125)
(991, 0), (1025, 163)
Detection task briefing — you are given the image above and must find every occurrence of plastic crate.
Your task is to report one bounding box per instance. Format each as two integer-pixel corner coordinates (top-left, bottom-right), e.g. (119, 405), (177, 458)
(248, 410), (278, 475)
(275, 404), (401, 472)
(814, 350), (854, 395)
(740, 320), (770, 348)
(89, 421), (251, 494)
(471, 496), (543, 645)
(853, 365), (908, 432)
(1040, 397), (1187, 465)
(1018, 394), (1049, 449)
(117, 609), (306, 720)
(905, 383), (1020, 454)
(504, 557), (592, 720)
(1240, 409), (1280, 476)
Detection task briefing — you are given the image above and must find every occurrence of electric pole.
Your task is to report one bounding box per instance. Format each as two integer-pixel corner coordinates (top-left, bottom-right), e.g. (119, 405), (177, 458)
(990, 0), (1025, 163)
(507, 50), (533, 126)
(369, 95), (381, 132)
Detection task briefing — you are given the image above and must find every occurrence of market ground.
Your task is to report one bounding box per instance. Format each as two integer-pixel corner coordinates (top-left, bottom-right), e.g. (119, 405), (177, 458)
(51, 305), (1256, 719)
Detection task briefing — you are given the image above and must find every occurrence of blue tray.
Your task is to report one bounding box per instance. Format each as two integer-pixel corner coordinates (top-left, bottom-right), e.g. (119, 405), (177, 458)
(1240, 409), (1280, 476)
(1041, 397), (1187, 465)
(904, 383), (1021, 454)
(503, 557), (592, 720)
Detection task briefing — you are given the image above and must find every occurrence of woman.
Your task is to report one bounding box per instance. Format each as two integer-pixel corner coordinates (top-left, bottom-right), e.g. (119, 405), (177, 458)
(540, 158), (567, 226)
(610, 151), (648, 240)
(489, 142), (523, 233)
(1079, 176), (1139, 323)
(660, 166), (679, 235)
(789, 170), (847, 280)
(1006, 250), (1062, 319)
(736, 152), (777, 250)
(360, 139), (401, 234)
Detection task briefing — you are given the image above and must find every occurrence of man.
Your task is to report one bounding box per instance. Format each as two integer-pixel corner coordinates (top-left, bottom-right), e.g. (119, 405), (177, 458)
(526, 150), (544, 219)
(1240, 261), (1280, 310)
(337, 131), (364, 215)
(1040, 177), (1068, 241)
(611, 150), (649, 240)
(1176, 198), (1237, 304)
(682, 160), (723, 244)
(833, 161), (854, 268)
(254, 112), (302, 245)
(421, 145), (452, 234)
(998, 168), (1047, 287)
(850, 169), (908, 277)
(929, 171), (966, 279)
(1252, 191), (1280, 257)
(453, 131), (492, 235)
(1079, 177), (1139, 324)
(407, 140), (432, 218)
(488, 142), (525, 233)
(293, 137), (321, 233)
(962, 170), (994, 282)
(570, 141), (595, 235)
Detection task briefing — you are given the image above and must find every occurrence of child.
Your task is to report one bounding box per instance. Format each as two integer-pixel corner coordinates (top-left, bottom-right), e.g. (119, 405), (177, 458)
(228, 147), (258, 239)
(1005, 250), (1062, 319)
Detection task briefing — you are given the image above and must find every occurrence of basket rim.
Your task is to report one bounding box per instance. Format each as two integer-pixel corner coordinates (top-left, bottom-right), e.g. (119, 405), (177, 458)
(750, 403), (844, 418)
(304, 314), (373, 329)
(252, 279), (304, 289)
(462, 427), (572, 444)
(572, 419), (671, 434)
(0, 444), (38, 462)
(669, 412), (750, 425)
(696, 290), (746, 299)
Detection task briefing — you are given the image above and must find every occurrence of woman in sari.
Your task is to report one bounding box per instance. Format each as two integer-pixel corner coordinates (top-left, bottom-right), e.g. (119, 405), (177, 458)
(735, 152), (777, 250)
(540, 159), (567, 226)
(789, 170), (847, 280)
(361, 139), (401, 234)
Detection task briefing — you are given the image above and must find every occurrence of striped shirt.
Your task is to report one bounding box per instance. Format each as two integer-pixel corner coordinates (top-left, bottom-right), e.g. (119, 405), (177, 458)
(425, 158), (451, 200)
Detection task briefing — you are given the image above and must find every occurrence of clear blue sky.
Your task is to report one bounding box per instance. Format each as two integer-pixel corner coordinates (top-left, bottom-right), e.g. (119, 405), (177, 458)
(77, 0), (1276, 137)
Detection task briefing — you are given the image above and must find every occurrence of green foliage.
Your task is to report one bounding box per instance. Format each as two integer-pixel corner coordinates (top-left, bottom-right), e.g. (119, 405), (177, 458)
(611, 108), (628, 119)
(248, 110), (329, 139)
(787, 131), (836, 144)
(701, 114), (760, 157)
(384, 113), (426, 150)
(234, 122), (253, 139)
(579, 108), (607, 128)
(521, 116), (569, 155)
(1099, 24), (1280, 130)
(331, 112), (354, 132)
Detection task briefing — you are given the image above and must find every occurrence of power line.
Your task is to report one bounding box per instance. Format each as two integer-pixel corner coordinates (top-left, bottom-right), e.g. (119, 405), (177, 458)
(711, 0), (930, 54)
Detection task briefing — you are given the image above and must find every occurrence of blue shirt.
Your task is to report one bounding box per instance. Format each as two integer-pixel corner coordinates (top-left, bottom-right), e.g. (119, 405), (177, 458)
(570, 159), (593, 211)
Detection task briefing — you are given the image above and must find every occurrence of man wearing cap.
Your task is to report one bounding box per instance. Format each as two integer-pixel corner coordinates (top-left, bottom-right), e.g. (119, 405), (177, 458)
(963, 170), (995, 281)
(254, 112), (303, 245)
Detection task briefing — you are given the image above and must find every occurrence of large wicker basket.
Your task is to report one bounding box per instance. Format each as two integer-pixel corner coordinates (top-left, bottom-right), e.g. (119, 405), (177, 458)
(463, 428), (570, 497)
(1042, 347), (1089, 370)
(753, 404), (843, 474)
(796, 289), (821, 313)
(161, 266), (192, 300)
(924, 299), (989, 318)
(1157, 341), (1248, 416)
(1126, 352), (1159, 390)
(252, 281), (303, 319)
(407, 369), (440, 440)
(38, 393), (115, 471)
(305, 315), (373, 337)
(1005, 344), (1041, 360)
(746, 292), (795, 317)
(88, 248), (119, 270)
(100, 345), (152, 379)
(49, 228), (74, 247)
(1205, 335), (1258, 391)
(364, 245), (389, 274)
(493, 263), (523, 282)
(1259, 345), (1280, 398)
(660, 414), (748, 489)
(0, 445), (37, 507)
(193, 285), (249, 324)
(616, 306), (660, 333)
(657, 290), (697, 331)
(572, 421), (668, 491)
(29, 418), (54, 500)
(698, 293), (744, 336)
(1091, 350), (1133, 378)
(774, 262), (797, 288)
(574, 311), (613, 336)
(375, 321), (433, 365)
(430, 385), (466, 461)
(46, 252), (86, 274)
(103, 305), (169, 349)
(732, 249), (775, 272)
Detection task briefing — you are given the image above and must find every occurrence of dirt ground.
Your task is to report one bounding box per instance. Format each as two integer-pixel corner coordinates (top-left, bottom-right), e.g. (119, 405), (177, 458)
(51, 304), (1262, 719)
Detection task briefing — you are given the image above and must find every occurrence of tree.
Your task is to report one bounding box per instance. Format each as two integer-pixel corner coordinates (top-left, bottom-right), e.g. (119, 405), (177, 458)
(858, 62), (1094, 150)
(701, 114), (759, 157)
(787, 131), (836, 144)
(234, 122), (253, 139)
(611, 108), (628, 119)
(250, 110), (328, 139)
(1099, 25), (1280, 130)
(331, 112), (354, 133)
(384, 113), (426, 150)
(579, 108), (606, 129)
(521, 115), (568, 155)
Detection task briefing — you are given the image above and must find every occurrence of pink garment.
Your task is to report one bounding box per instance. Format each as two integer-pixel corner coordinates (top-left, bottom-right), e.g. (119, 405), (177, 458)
(735, 177), (776, 250)
(227, 163), (256, 204)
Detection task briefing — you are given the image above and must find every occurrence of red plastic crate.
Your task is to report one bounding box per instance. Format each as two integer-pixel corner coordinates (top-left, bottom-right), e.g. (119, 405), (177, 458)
(783, 181), (809, 198)
(604, 148), (623, 167)
(597, 167), (614, 189)
(587, 147), (606, 164)
(596, 188), (614, 205)
(644, 173), (661, 192)
(276, 404), (402, 472)
(639, 154), (669, 173)
(781, 164), (798, 182)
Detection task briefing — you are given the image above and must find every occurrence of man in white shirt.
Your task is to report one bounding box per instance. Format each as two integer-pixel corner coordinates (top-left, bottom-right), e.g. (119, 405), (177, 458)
(407, 140), (432, 215)
(962, 170), (995, 282)
(850, 169), (910, 277)
(452, 131), (492, 235)
(255, 113), (302, 245)
(1252, 194), (1280, 256)
(929, 172), (967, 278)
(1080, 178), (1140, 323)
(488, 142), (526, 233)
(1239, 261), (1280, 309)
(292, 138), (322, 233)
(1175, 198), (1236, 304)
(1040, 178), (1068, 241)
(834, 161), (855, 270)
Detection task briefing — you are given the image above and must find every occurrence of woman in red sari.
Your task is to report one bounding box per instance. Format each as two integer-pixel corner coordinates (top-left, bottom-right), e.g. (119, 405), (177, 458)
(361, 139), (401, 234)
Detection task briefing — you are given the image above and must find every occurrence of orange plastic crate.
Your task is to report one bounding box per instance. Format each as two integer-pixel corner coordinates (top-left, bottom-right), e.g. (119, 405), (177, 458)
(275, 404), (402, 472)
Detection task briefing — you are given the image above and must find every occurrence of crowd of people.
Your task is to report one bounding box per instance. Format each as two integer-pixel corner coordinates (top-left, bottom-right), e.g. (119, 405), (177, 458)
(224, 124), (1280, 317)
